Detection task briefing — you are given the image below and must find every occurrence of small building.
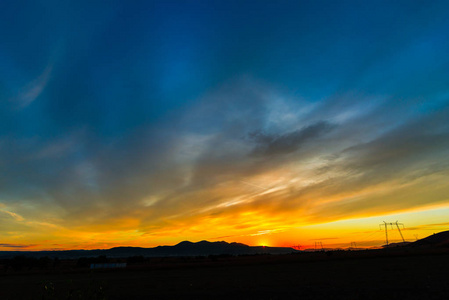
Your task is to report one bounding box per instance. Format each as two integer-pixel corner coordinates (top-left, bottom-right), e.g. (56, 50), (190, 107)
(90, 263), (127, 269)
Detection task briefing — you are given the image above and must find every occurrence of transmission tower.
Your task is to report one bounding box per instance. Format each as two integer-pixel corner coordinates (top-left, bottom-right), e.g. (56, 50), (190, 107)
(394, 221), (405, 242)
(379, 221), (406, 245)
(315, 241), (323, 251)
(379, 221), (391, 245)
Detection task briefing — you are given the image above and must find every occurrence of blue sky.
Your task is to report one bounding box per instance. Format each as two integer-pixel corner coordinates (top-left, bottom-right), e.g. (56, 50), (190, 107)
(1, 0), (449, 249)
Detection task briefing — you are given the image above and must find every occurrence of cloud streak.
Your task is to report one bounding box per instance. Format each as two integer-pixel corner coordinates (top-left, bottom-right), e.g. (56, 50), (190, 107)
(12, 64), (52, 109)
(0, 244), (37, 249)
(0, 209), (24, 222)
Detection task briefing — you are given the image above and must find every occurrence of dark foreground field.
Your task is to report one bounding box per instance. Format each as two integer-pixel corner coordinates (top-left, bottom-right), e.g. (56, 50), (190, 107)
(2, 250), (449, 299)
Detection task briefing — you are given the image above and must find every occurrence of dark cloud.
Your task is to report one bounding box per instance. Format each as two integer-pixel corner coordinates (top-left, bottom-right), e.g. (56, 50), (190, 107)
(278, 106), (449, 220)
(0, 244), (36, 249)
(249, 121), (336, 157)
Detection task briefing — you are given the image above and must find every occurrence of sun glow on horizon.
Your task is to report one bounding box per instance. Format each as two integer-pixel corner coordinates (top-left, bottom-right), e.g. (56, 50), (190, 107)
(1, 1), (449, 253)
(2, 204), (448, 251)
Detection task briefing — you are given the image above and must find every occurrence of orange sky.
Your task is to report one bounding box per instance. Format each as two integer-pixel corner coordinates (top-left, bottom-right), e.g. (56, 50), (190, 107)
(2, 197), (448, 251)
(2, 1), (449, 252)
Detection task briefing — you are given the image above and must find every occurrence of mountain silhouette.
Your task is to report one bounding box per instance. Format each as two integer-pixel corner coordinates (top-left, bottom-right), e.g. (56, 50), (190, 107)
(109, 240), (297, 257)
(410, 230), (449, 248)
(0, 240), (298, 259)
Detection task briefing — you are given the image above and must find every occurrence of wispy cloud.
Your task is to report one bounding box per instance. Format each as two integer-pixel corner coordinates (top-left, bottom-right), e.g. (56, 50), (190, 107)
(32, 137), (76, 160)
(12, 64), (52, 109)
(0, 209), (24, 221)
(404, 222), (449, 231)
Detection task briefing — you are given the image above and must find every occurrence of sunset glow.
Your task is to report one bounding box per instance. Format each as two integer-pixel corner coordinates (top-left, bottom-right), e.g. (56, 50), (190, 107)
(1, 1), (449, 251)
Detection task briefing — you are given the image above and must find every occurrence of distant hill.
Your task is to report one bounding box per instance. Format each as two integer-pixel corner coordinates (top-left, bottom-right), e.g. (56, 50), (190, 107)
(382, 241), (412, 248)
(410, 230), (449, 248)
(0, 240), (298, 259)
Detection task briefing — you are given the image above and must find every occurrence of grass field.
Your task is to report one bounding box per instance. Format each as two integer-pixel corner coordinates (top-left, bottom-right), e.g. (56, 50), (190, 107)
(1, 250), (449, 299)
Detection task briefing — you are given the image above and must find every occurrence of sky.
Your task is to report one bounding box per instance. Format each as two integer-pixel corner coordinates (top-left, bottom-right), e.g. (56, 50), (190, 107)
(1, 0), (449, 251)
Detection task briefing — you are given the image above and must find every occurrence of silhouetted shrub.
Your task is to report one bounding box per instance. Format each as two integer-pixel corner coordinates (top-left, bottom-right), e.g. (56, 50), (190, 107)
(10, 255), (37, 270)
(209, 254), (233, 261)
(38, 256), (52, 269)
(76, 256), (109, 268)
(96, 255), (108, 263)
(127, 255), (146, 264)
(53, 257), (60, 268)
